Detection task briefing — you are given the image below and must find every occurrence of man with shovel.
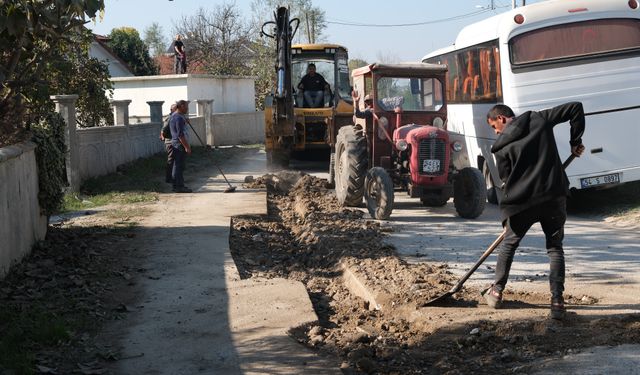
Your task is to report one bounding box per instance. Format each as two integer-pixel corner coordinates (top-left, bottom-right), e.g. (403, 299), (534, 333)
(170, 100), (192, 193)
(483, 102), (585, 320)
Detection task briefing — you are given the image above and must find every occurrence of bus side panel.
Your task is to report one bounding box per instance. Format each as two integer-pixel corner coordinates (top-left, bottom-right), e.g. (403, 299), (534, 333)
(448, 103), (500, 179)
(503, 56), (640, 188)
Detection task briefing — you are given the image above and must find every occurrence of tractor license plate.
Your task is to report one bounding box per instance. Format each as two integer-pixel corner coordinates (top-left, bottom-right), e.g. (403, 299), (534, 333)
(422, 159), (440, 173)
(580, 173), (620, 188)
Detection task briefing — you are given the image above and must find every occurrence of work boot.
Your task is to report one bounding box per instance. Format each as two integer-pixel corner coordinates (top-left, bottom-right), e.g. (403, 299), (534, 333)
(482, 285), (502, 309)
(550, 297), (566, 320)
(172, 186), (192, 193)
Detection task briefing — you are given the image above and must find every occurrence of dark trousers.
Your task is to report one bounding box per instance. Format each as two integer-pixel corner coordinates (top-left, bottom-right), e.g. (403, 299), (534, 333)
(172, 146), (186, 188)
(493, 197), (567, 299)
(175, 56), (186, 74)
(165, 143), (174, 183)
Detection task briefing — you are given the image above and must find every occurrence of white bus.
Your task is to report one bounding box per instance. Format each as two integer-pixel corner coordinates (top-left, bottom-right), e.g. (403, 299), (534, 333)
(423, 0), (640, 203)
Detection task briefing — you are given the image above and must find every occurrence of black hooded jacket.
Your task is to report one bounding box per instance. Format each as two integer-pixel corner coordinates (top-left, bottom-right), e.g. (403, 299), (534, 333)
(490, 102), (585, 220)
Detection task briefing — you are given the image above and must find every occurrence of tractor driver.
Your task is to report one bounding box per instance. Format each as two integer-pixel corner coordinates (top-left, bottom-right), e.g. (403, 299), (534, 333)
(352, 90), (374, 120)
(298, 63), (330, 108)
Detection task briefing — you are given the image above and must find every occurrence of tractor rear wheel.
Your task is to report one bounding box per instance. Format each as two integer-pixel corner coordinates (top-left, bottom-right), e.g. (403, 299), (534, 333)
(453, 167), (486, 219)
(365, 167), (394, 220)
(334, 125), (367, 206)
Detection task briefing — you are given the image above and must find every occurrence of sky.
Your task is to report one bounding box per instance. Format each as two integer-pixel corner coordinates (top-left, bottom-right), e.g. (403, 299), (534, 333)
(88, 0), (545, 62)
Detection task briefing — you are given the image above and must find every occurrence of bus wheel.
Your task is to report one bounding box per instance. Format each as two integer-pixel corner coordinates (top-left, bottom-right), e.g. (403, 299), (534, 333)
(454, 167), (486, 219)
(483, 161), (499, 205)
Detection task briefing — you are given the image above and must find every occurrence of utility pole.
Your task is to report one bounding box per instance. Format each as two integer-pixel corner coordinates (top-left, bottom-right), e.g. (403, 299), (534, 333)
(490, 0), (495, 10)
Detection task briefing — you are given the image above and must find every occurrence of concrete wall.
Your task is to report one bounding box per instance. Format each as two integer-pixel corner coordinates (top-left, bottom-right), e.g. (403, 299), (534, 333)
(0, 142), (47, 278)
(56, 97), (262, 188)
(111, 74), (256, 119)
(77, 123), (164, 180)
(207, 112), (265, 146)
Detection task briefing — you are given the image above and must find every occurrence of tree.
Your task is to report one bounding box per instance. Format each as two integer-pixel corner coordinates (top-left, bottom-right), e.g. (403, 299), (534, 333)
(250, 39), (275, 110)
(108, 27), (159, 76)
(144, 22), (167, 58)
(0, 0), (106, 138)
(173, 4), (253, 76)
(251, 0), (326, 44)
(21, 29), (114, 127)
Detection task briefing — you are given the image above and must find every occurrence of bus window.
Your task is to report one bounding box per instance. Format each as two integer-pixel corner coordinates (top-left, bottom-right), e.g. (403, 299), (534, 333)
(510, 18), (640, 65)
(425, 40), (501, 104)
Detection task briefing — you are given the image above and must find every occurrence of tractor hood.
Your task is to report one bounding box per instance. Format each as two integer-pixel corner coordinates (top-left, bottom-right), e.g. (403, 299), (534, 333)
(393, 124), (448, 143)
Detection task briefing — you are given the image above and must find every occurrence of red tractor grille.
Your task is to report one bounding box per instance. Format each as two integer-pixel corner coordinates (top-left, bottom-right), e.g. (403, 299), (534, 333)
(418, 138), (447, 176)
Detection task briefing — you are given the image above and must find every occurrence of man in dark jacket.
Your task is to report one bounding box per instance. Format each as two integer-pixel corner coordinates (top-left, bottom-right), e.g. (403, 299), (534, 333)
(483, 102), (585, 320)
(297, 63), (330, 108)
(160, 103), (177, 183)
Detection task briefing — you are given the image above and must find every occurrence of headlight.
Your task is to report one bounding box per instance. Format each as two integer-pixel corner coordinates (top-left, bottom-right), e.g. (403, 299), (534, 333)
(433, 117), (444, 128)
(395, 139), (408, 151)
(451, 141), (463, 152)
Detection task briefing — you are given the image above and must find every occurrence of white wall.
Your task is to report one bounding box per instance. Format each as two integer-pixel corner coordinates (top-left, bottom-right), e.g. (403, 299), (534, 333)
(89, 41), (134, 78)
(77, 123), (164, 181)
(206, 112), (265, 146)
(111, 74), (256, 119)
(0, 142), (47, 278)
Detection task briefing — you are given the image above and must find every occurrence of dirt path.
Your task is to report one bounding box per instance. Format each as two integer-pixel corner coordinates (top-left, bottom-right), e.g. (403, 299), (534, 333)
(94, 148), (338, 374)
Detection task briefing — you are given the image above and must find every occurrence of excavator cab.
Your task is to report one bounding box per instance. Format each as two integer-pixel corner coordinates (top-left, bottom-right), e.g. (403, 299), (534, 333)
(261, 7), (353, 170)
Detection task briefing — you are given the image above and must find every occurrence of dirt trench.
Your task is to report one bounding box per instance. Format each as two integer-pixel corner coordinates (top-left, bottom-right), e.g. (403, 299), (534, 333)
(230, 173), (640, 374)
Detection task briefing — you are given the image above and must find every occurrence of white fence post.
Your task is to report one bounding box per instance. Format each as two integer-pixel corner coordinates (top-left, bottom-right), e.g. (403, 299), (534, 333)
(195, 99), (214, 146)
(147, 101), (164, 124)
(110, 99), (132, 126)
(50, 94), (80, 192)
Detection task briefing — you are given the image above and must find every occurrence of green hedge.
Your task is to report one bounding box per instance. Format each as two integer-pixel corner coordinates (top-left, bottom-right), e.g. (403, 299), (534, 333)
(31, 113), (67, 217)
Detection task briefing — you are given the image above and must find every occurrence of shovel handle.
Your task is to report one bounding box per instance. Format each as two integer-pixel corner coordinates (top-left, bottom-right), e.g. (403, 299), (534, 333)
(448, 230), (506, 294)
(562, 153), (576, 169)
(447, 153), (577, 294)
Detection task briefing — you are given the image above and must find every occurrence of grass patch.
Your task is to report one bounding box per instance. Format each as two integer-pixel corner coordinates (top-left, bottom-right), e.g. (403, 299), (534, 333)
(60, 145), (263, 213)
(60, 152), (167, 212)
(569, 180), (640, 217)
(0, 306), (71, 374)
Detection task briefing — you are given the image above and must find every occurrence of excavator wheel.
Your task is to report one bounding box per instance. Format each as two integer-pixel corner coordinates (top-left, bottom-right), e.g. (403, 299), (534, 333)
(266, 149), (290, 171)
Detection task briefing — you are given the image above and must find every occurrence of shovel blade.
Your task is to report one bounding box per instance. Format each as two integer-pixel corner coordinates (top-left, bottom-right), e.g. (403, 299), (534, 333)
(423, 291), (455, 307)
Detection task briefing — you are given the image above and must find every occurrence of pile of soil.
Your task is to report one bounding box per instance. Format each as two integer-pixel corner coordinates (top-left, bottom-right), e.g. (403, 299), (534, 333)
(230, 173), (640, 374)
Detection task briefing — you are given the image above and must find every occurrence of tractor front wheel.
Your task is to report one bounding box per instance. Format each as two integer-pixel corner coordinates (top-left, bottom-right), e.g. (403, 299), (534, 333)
(334, 126), (367, 206)
(453, 167), (486, 219)
(421, 196), (448, 207)
(364, 167), (395, 220)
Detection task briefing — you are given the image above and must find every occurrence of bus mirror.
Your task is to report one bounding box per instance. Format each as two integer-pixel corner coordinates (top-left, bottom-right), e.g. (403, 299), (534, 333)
(410, 78), (420, 95)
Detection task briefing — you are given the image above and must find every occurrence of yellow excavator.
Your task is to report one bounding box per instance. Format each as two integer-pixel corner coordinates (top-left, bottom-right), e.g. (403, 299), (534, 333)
(261, 7), (353, 183)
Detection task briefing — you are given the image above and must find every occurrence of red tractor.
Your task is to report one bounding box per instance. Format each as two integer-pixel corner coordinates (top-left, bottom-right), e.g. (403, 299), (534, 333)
(334, 63), (486, 219)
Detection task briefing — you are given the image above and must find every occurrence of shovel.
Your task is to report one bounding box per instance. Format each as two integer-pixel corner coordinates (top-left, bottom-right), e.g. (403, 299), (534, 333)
(186, 121), (237, 193)
(423, 154), (576, 306)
